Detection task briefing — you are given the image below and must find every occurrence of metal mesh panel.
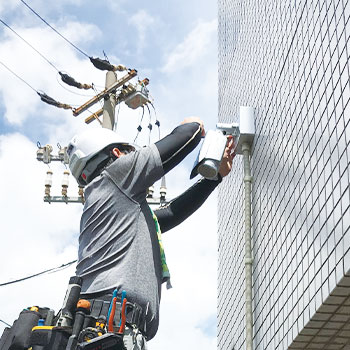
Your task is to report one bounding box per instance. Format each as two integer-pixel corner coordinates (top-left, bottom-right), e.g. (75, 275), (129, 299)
(217, 0), (350, 349)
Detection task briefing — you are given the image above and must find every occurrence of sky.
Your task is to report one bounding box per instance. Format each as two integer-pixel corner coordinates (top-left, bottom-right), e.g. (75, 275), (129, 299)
(0, 1), (219, 349)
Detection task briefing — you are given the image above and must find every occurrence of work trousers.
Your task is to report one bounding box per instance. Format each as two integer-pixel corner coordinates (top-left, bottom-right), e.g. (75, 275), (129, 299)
(123, 326), (147, 350)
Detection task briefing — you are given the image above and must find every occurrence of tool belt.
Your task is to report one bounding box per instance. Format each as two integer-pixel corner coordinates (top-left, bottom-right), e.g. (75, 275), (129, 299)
(84, 294), (145, 335)
(0, 276), (147, 350)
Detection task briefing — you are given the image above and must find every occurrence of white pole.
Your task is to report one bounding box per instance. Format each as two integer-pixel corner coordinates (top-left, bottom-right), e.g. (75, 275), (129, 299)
(242, 142), (253, 350)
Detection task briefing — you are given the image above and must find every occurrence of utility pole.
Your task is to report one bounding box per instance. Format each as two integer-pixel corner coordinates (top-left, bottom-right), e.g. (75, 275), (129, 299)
(37, 68), (168, 205)
(102, 71), (117, 130)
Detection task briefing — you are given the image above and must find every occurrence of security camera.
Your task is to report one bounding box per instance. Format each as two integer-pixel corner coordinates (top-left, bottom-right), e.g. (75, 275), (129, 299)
(190, 130), (230, 180)
(190, 106), (255, 180)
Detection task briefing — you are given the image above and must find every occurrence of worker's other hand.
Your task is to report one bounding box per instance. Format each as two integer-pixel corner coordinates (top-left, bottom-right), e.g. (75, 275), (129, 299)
(181, 117), (205, 137)
(219, 135), (235, 177)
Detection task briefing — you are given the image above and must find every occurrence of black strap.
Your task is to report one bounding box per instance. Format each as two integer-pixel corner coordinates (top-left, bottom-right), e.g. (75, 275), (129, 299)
(90, 300), (104, 319)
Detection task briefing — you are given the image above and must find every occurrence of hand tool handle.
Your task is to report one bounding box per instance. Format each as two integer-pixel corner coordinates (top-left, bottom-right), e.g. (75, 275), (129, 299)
(118, 298), (127, 334)
(107, 289), (118, 324)
(58, 276), (83, 327)
(108, 297), (117, 333)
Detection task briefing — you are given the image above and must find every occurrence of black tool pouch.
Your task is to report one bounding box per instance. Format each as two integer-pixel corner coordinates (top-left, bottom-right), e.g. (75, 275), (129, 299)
(0, 310), (40, 350)
(30, 327), (70, 350)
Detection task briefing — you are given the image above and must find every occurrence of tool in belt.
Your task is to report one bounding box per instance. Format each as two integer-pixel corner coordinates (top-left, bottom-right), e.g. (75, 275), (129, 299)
(72, 289), (146, 349)
(84, 291), (145, 335)
(0, 276), (147, 350)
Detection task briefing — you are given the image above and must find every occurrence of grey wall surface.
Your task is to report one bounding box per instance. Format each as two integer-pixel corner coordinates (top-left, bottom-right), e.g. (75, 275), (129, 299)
(217, 1), (350, 349)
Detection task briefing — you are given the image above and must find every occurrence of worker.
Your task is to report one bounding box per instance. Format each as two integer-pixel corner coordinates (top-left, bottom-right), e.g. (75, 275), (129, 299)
(67, 117), (234, 349)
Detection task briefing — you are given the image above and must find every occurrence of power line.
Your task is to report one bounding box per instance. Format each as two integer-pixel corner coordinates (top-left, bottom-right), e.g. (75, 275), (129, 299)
(0, 17), (93, 91)
(19, 0), (118, 73)
(0, 60), (37, 92)
(92, 84), (104, 109)
(0, 60), (75, 109)
(0, 260), (77, 287)
(0, 319), (11, 327)
(0, 18), (59, 72)
(19, 0), (90, 59)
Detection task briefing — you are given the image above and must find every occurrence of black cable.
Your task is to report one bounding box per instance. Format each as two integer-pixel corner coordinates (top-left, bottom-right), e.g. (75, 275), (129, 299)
(146, 103), (152, 145)
(92, 84), (104, 109)
(134, 106), (145, 142)
(150, 102), (161, 140)
(20, 0), (90, 59)
(0, 260), (77, 287)
(0, 319), (11, 327)
(114, 101), (121, 131)
(0, 60), (37, 92)
(0, 18), (59, 72)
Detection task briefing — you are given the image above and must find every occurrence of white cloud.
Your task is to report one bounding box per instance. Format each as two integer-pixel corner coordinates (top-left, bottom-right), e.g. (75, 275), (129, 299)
(161, 19), (217, 73)
(0, 0), (19, 16)
(106, 0), (128, 13)
(128, 10), (155, 55)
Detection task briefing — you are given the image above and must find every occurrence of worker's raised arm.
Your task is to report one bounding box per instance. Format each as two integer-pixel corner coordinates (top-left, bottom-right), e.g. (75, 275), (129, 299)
(155, 117), (204, 174)
(154, 135), (235, 232)
(153, 177), (221, 232)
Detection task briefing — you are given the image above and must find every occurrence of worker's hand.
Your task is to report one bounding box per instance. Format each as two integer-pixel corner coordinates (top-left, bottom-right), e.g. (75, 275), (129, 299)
(181, 117), (205, 137)
(219, 135), (235, 177)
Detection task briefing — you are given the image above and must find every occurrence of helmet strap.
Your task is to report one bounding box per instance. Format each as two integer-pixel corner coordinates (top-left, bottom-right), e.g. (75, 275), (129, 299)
(81, 152), (110, 184)
(80, 145), (134, 185)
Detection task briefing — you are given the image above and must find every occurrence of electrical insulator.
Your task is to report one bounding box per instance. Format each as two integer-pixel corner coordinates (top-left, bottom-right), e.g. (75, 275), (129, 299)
(147, 185), (154, 198)
(78, 186), (85, 204)
(121, 84), (133, 96)
(45, 170), (53, 197)
(37, 148), (44, 161)
(61, 170), (70, 196)
(160, 186), (167, 200)
(58, 147), (69, 164)
(115, 64), (127, 71)
(140, 78), (149, 86)
(160, 177), (167, 201)
(43, 145), (53, 164)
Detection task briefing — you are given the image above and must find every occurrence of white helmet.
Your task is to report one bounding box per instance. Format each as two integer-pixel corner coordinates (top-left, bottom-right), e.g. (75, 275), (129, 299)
(67, 127), (135, 185)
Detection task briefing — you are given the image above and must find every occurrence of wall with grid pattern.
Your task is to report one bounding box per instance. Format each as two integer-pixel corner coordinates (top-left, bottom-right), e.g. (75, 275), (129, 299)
(217, 0), (350, 349)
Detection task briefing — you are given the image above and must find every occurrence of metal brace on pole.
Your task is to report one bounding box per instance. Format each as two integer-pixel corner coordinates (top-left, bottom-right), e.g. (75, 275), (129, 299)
(72, 69), (137, 117)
